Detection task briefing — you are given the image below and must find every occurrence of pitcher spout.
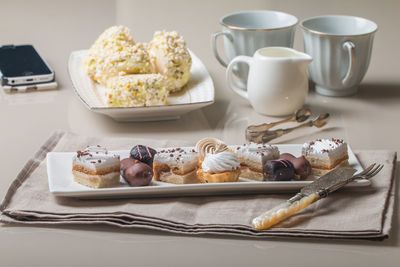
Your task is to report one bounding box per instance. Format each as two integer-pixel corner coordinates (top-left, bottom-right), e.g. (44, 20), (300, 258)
(292, 51), (313, 67)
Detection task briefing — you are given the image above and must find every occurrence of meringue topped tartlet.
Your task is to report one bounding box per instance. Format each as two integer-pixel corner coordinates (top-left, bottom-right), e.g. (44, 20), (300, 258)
(196, 138), (241, 183)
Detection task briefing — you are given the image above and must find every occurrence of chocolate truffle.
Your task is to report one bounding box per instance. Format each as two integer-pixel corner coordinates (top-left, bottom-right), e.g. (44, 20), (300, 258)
(130, 145), (157, 167)
(280, 153), (312, 180)
(122, 161), (153, 187)
(120, 158), (137, 176)
(263, 159), (295, 181)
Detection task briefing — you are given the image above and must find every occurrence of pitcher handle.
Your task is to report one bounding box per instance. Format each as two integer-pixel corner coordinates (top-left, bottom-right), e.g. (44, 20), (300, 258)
(342, 41), (356, 86)
(212, 31), (233, 67)
(226, 56), (252, 99)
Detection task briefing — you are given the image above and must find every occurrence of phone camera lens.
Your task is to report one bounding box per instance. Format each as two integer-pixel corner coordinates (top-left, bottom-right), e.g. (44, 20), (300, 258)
(11, 80), (15, 83)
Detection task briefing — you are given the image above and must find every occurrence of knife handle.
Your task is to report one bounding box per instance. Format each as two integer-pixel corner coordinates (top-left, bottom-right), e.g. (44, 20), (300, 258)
(252, 193), (319, 230)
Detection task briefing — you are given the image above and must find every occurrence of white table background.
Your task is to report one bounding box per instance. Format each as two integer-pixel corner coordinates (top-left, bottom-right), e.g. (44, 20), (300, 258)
(0, 0), (399, 266)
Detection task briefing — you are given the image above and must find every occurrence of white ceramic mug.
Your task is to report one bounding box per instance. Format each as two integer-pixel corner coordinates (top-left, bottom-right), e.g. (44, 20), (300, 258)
(212, 10), (298, 88)
(300, 15), (378, 96)
(226, 47), (312, 116)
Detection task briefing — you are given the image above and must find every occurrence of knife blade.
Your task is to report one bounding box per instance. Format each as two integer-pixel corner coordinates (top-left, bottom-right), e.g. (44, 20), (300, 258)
(252, 167), (357, 230)
(299, 167), (357, 196)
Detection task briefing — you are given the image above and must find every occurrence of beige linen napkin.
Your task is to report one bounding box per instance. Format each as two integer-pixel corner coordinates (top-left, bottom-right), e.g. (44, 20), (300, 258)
(0, 131), (397, 240)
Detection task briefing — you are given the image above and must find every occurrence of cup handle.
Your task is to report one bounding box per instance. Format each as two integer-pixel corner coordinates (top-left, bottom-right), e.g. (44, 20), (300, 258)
(226, 56), (252, 99)
(212, 31), (233, 67)
(342, 41), (356, 86)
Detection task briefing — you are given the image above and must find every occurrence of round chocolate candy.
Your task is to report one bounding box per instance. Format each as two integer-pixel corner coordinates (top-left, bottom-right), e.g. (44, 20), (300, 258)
(280, 153), (312, 180)
(263, 159), (295, 181)
(120, 158), (137, 176)
(122, 161), (153, 187)
(130, 145), (157, 167)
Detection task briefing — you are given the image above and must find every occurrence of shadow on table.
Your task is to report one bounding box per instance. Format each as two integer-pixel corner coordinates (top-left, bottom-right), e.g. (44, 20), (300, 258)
(308, 81), (400, 101)
(355, 83), (400, 101)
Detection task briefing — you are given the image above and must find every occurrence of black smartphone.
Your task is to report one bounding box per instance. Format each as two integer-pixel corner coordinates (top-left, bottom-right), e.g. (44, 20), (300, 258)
(0, 44), (55, 86)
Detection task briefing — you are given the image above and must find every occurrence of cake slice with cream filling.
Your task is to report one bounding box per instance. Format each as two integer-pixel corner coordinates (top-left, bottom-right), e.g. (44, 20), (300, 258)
(301, 138), (349, 176)
(72, 146), (121, 188)
(153, 147), (199, 184)
(229, 143), (280, 181)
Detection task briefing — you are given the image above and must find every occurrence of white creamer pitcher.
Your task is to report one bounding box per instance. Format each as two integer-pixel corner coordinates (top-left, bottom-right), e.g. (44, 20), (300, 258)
(226, 47), (312, 116)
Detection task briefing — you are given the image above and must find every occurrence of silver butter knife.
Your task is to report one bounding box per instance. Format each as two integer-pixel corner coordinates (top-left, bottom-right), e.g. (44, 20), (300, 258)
(252, 167), (357, 230)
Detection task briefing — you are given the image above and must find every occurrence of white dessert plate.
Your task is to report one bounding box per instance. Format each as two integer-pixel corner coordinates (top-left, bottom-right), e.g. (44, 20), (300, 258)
(47, 144), (369, 199)
(68, 49), (214, 122)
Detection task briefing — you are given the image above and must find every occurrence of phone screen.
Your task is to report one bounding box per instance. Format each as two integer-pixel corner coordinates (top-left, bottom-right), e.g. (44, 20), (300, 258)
(0, 45), (52, 77)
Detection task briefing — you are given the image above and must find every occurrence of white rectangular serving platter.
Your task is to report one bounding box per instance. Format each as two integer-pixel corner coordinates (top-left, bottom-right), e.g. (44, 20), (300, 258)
(47, 144), (369, 199)
(68, 49), (214, 122)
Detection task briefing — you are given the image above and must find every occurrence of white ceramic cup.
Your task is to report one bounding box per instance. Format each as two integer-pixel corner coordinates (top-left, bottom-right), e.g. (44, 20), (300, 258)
(226, 47), (312, 116)
(300, 15), (378, 97)
(212, 10), (298, 88)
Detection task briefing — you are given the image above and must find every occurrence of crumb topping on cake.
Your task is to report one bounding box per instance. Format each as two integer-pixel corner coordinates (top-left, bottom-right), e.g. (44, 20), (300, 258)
(233, 142), (279, 157)
(302, 138), (347, 159)
(148, 30), (192, 92)
(73, 146), (120, 171)
(155, 147), (197, 166)
(105, 74), (168, 107)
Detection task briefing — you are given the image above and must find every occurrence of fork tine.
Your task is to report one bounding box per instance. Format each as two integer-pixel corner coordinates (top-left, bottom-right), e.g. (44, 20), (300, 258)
(368, 164), (384, 178)
(363, 164), (378, 177)
(357, 163), (376, 176)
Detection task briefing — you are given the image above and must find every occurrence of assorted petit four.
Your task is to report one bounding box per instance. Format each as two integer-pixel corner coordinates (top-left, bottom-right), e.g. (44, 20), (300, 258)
(83, 26), (192, 107)
(263, 159), (295, 181)
(122, 160), (153, 187)
(229, 143), (280, 181)
(120, 144), (157, 187)
(72, 146), (120, 188)
(196, 138), (241, 183)
(70, 138), (350, 188)
(153, 147), (199, 184)
(302, 138), (349, 176)
(121, 158), (137, 175)
(130, 144), (157, 167)
(279, 153), (312, 180)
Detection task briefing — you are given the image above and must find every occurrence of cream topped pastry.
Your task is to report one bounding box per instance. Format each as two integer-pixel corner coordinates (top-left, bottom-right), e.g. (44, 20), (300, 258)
(196, 138), (241, 183)
(153, 147), (200, 184)
(148, 30), (192, 92)
(302, 138), (349, 176)
(229, 143), (280, 181)
(201, 151), (240, 173)
(72, 146), (120, 188)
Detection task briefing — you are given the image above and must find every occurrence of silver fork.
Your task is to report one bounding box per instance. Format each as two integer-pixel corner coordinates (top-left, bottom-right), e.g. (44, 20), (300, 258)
(327, 163), (384, 193)
(354, 163), (384, 180)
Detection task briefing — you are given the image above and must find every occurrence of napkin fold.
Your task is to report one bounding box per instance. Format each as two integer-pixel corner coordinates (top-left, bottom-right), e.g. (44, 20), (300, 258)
(0, 130), (397, 240)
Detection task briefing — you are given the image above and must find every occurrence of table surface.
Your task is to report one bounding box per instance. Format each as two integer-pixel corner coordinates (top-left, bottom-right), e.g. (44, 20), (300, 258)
(0, 0), (399, 266)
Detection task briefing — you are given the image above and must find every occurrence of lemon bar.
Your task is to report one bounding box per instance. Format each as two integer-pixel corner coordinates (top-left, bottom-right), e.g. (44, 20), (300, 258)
(105, 74), (168, 107)
(148, 31), (192, 92)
